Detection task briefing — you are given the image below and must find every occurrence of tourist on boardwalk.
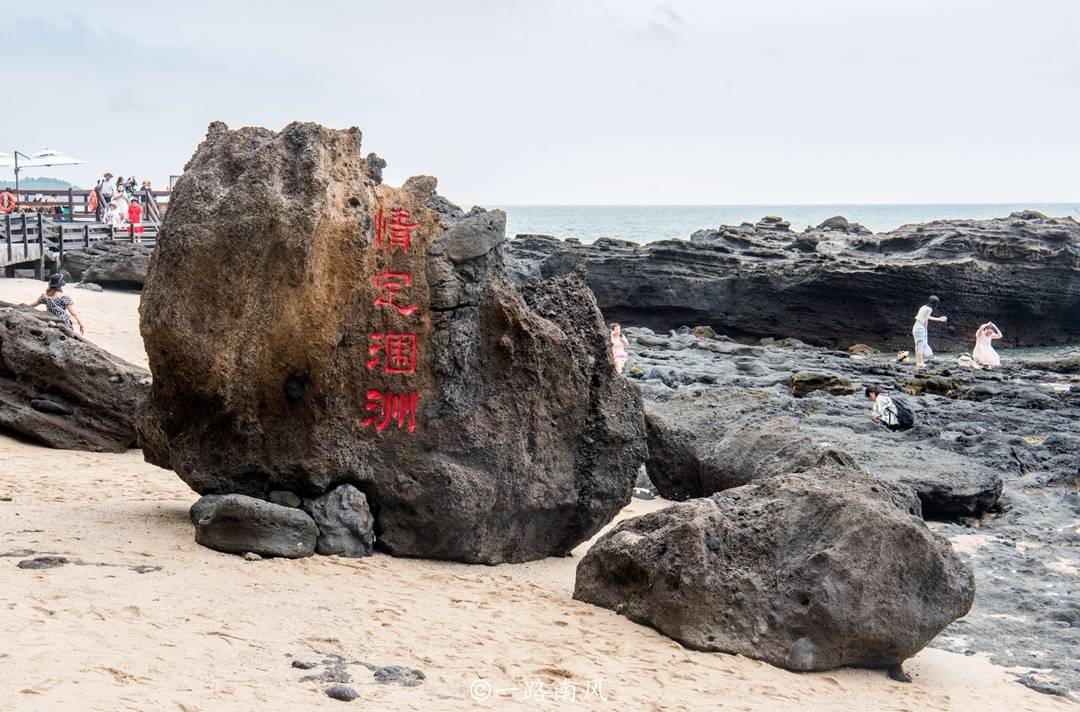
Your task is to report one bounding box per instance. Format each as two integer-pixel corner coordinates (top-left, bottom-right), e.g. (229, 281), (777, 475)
(128, 199), (143, 241)
(30, 274), (85, 334)
(912, 295), (947, 369)
(972, 322), (1003, 368)
(98, 172), (114, 203)
(610, 323), (630, 374)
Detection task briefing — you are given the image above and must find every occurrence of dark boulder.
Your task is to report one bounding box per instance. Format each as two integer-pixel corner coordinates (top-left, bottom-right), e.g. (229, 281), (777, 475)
(644, 389), (847, 500)
(0, 305), (149, 452)
(65, 241), (152, 288)
(813, 215), (871, 234)
(138, 122), (647, 564)
(790, 372), (855, 397)
(190, 494), (318, 558)
(573, 468), (974, 671)
(302, 484), (375, 557)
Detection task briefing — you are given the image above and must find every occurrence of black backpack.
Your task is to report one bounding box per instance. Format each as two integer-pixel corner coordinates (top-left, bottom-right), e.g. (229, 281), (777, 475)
(891, 397), (915, 430)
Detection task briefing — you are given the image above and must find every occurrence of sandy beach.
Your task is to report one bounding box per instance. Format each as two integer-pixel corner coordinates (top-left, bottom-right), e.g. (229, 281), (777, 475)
(0, 279), (1064, 711)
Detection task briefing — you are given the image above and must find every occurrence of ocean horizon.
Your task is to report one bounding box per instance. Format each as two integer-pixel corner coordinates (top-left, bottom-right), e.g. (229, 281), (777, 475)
(496, 202), (1080, 244)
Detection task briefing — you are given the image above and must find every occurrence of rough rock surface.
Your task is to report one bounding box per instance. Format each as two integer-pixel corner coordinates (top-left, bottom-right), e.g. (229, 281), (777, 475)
(644, 389), (847, 500)
(64, 241), (152, 288)
(574, 468), (974, 671)
(507, 214), (1080, 350)
(138, 122), (647, 564)
(0, 303), (149, 452)
(302, 484), (376, 557)
(190, 494), (318, 558)
(621, 326), (1079, 691)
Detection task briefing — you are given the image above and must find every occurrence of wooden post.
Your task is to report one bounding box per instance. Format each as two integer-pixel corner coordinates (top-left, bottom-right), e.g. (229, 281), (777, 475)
(83, 224), (90, 249)
(21, 213), (28, 252)
(67, 188), (74, 220)
(130, 222), (135, 243)
(109, 226), (115, 241)
(57, 224), (64, 271)
(36, 213), (45, 280)
(5, 213), (10, 264)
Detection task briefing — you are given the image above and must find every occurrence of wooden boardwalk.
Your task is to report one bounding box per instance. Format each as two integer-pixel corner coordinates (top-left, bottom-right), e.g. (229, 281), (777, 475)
(2, 213), (158, 278)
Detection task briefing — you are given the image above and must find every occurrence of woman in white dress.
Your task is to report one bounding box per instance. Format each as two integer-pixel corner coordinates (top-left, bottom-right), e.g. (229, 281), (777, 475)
(972, 322), (1003, 368)
(912, 295), (947, 369)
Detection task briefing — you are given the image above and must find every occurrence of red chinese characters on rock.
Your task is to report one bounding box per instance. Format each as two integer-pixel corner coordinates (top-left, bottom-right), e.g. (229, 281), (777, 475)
(373, 271), (419, 317)
(374, 208), (419, 255)
(367, 332), (417, 375)
(362, 389), (418, 433)
(363, 206), (422, 434)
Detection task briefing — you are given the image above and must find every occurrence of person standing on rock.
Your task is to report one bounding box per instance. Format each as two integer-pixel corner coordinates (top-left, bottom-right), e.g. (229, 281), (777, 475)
(611, 323), (630, 374)
(127, 199), (143, 242)
(912, 295), (946, 369)
(972, 322), (1003, 368)
(30, 274), (85, 334)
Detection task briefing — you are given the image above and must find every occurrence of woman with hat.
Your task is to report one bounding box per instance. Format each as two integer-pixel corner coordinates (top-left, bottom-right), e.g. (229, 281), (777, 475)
(30, 274), (85, 334)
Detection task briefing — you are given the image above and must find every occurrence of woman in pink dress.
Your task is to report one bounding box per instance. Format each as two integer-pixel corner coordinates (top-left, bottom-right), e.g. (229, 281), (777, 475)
(972, 322), (1003, 368)
(610, 323), (629, 374)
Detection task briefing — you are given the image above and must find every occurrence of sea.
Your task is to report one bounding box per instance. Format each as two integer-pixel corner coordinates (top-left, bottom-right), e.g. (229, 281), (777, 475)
(496, 203), (1080, 244)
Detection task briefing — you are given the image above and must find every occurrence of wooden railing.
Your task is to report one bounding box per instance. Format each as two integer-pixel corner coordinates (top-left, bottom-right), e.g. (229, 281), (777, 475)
(0, 187), (170, 222)
(2, 212), (157, 276)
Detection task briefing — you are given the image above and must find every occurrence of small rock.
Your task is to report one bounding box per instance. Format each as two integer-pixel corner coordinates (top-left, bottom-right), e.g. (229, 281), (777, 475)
(29, 398), (74, 416)
(190, 494), (318, 559)
(291, 659), (317, 670)
(691, 325), (718, 340)
(18, 556), (68, 569)
(372, 665), (426, 687)
(325, 684), (359, 701)
(848, 344), (879, 356)
(302, 484), (375, 558)
(75, 282), (104, 292)
(789, 373), (855, 398)
(242, 552), (262, 561)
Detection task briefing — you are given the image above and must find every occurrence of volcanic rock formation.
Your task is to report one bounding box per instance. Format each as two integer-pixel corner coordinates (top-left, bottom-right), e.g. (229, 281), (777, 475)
(0, 303), (149, 451)
(138, 122), (647, 564)
(574, 467), (976, 671)
(507, 214), (1080, 350)
(64, 241), (152, 288)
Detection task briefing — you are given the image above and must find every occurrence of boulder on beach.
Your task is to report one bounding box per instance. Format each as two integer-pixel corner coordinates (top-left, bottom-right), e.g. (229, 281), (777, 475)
(302, 484), (376, 558)
(138, 121), (648, 564)
(0, 303), (149, 452)
(573, 467), (975, 671)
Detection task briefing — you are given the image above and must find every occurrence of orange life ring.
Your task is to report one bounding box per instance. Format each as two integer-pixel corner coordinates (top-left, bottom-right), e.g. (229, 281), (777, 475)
(0, 191), (15, 214)
(87, 191), (99, 213)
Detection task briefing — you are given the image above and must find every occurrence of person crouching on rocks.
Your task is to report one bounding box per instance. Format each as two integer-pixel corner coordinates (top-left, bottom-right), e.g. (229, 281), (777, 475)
(30, 274), (85, 334)
(912, 295), (947, 369)
(865, 386), (901, 430)
(610, 323), (630, 374)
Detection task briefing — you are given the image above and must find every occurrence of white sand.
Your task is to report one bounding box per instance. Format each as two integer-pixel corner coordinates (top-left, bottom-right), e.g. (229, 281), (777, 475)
(0, 279), (1062, 711)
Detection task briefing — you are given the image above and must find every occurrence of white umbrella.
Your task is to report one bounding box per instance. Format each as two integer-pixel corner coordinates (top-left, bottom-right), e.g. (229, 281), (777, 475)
(11, 148), (87, 197)
(24, 148), (87, 167)
(0, 152), (13, 168)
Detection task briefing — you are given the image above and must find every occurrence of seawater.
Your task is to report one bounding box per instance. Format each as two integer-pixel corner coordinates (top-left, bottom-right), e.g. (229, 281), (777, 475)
(496, 203), (1080, 244)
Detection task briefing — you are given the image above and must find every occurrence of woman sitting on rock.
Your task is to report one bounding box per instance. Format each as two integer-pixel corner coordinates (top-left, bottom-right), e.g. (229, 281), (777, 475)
(972, 322), (1003, 368)
(610, 323), (629, 374)
(30, 274), (85, 334)
(912, 295), (947, 369)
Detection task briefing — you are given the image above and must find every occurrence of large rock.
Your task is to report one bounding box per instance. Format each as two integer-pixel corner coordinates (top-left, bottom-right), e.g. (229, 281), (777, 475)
(302, 484), (375, 557)
(510, 215), (1080, 350)
(573, 468), (975, 671)
(0, 304), (149, 451)
(190, 494), (318, 558)
(65, 241), (152, 288)
(138, 122), (648, 564)
(644, 389), (843, 500)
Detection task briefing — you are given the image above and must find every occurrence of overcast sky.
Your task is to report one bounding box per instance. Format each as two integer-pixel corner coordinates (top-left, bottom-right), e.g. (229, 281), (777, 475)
(5, 0), (1078, 205)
